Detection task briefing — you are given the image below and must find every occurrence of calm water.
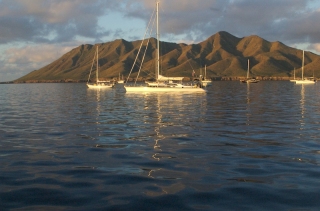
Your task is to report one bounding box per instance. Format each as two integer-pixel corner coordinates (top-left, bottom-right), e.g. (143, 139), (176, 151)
(1, 82), (320, 210)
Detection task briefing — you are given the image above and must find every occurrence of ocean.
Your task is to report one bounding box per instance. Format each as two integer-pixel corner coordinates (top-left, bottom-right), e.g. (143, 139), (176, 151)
(1, 81), (320, 210)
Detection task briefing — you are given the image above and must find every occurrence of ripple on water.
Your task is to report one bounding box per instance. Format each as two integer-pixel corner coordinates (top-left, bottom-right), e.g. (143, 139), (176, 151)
(1, 82), (320, 210)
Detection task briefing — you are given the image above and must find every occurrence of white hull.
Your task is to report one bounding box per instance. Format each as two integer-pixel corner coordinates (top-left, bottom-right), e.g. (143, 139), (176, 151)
(295, 80), (315, 84)
(202, 80), (212, 87)
(117, 80), (124, 84)
(87, 83), (113, 88)
(125, 86), (206, 93)
(240, 78), (259, 83)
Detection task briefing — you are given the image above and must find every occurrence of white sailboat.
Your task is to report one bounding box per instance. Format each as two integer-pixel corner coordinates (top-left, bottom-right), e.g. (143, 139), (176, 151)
(201, 65), (212, 87)
(124, 1), (206, 93)
(290, 68), (296, 82)
(117, 73), (124, 84)
(240, 59), (259, 83)
(295, 50), (315, 84)
(87, 46), (114, 89)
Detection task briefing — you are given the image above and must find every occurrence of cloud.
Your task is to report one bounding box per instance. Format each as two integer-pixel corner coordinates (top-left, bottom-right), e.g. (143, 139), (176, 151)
(0, 0), (119, 44)
(116, 0), (320, 52)
(1, 0), (320, 48)
(309, 43), (320, 52)
(0, 43), (75, 81)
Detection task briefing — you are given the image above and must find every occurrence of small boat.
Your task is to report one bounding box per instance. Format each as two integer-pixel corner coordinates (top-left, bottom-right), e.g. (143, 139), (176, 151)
(201, 65), (212, 87)
(87, 46), (114, 89)
(295, 50), (315, 84)
(117, 73), (124, 84)
(240, 59), (259, 83)
(290, 68), (296, 82)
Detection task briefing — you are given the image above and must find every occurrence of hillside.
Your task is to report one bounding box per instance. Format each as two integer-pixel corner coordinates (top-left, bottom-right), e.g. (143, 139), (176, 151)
(16, 31), (320, 82)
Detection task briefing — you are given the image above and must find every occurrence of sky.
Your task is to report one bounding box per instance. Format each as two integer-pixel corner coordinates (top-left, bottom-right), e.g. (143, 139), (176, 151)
(1, 0), (320, 82)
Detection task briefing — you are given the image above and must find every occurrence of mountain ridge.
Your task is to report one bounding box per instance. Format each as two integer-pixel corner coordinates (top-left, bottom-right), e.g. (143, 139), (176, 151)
(16, 31), (320, 82)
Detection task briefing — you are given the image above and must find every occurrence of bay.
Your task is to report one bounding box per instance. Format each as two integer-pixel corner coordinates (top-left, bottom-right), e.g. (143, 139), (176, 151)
(1, 81), (320, 210)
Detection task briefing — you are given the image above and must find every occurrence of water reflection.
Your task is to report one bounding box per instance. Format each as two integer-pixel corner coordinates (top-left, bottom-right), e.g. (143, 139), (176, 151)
(2, 83), (320, 210)
(126, 92), (208, 183)
(246, 83), (251, 126)
(300, 84), (305, 130)
(86, 89), (102, 119)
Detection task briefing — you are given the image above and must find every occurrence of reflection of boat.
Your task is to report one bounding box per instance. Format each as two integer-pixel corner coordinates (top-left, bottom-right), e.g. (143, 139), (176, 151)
(87, 46), (114, 89)
(290, 68), (296, 82)
(124, 1), (206, 93)
(240, 59), (259, 83)
(295, 50), (315, 84)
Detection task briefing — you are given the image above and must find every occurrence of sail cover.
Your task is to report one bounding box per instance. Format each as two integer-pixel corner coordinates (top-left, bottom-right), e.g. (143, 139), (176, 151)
(158, 75), (184, 81)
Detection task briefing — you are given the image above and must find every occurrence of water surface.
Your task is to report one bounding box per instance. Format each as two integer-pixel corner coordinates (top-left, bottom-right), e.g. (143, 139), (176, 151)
(1, 82), (320, 210)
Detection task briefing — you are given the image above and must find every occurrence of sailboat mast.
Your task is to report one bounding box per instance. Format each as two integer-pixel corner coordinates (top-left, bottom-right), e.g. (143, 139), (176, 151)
(96, 46), (99, 82)
(247, 59), (250, 79)
(156, 1), (160, 81)
(302, 50), (304, 80)
(205, 65), (207, 78)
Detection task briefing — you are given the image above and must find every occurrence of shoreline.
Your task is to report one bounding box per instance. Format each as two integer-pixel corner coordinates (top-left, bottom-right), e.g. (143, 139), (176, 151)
(1, 76), (309, 84)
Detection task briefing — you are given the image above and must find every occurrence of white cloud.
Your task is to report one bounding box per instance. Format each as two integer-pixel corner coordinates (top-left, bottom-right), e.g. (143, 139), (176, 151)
(0, 43), (76, 81)
(309, 43), (320, 53)
(6, 44), (73, 64)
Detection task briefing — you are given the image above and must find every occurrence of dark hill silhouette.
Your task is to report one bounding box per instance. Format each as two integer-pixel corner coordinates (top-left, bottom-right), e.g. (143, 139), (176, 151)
(16, 31), (320, 82)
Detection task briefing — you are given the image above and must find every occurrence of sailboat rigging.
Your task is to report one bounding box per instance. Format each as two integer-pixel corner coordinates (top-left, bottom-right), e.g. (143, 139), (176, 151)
(124, 1), (206, 93)
(87, 46), (114, 89)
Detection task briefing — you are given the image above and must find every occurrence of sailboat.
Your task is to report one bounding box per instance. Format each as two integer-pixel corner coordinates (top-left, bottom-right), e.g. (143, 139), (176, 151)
(240, 59), (259, 83)
(117, 73), (124, 84)
(290, 68), (296, 82)
(201, 65), (212, 87)
(295, 50), (315, 84)
(87, 46), (114, 89)
(124, 1), (206, 93)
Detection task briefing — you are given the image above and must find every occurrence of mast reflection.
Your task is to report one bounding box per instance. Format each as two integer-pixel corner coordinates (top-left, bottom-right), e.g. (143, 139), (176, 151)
(87, 89), (102, 122)
(299, 84), (305, 130)
(139, 92), (207, 179)
(246, 83), (251, 126)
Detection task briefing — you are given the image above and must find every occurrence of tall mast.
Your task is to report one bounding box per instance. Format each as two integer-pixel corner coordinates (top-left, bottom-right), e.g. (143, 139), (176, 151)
(205, 65), (207, 78)
(247, 59), (250, 79)
(156, 1), (160, 81)
(96, 46), (99, 82)
(302, 50), (304, 80)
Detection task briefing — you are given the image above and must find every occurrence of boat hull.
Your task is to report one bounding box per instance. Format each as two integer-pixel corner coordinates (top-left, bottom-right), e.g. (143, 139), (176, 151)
(295, 80), (315, 84)
(240, 79), (259, 83)
(125, 86), (206, 93)
(201, 80), (212, 87)
(87, 83), (113, 88)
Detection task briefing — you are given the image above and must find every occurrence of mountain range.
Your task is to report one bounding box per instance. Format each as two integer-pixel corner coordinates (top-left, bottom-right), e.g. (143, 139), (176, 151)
(16, 31), (320, 82)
